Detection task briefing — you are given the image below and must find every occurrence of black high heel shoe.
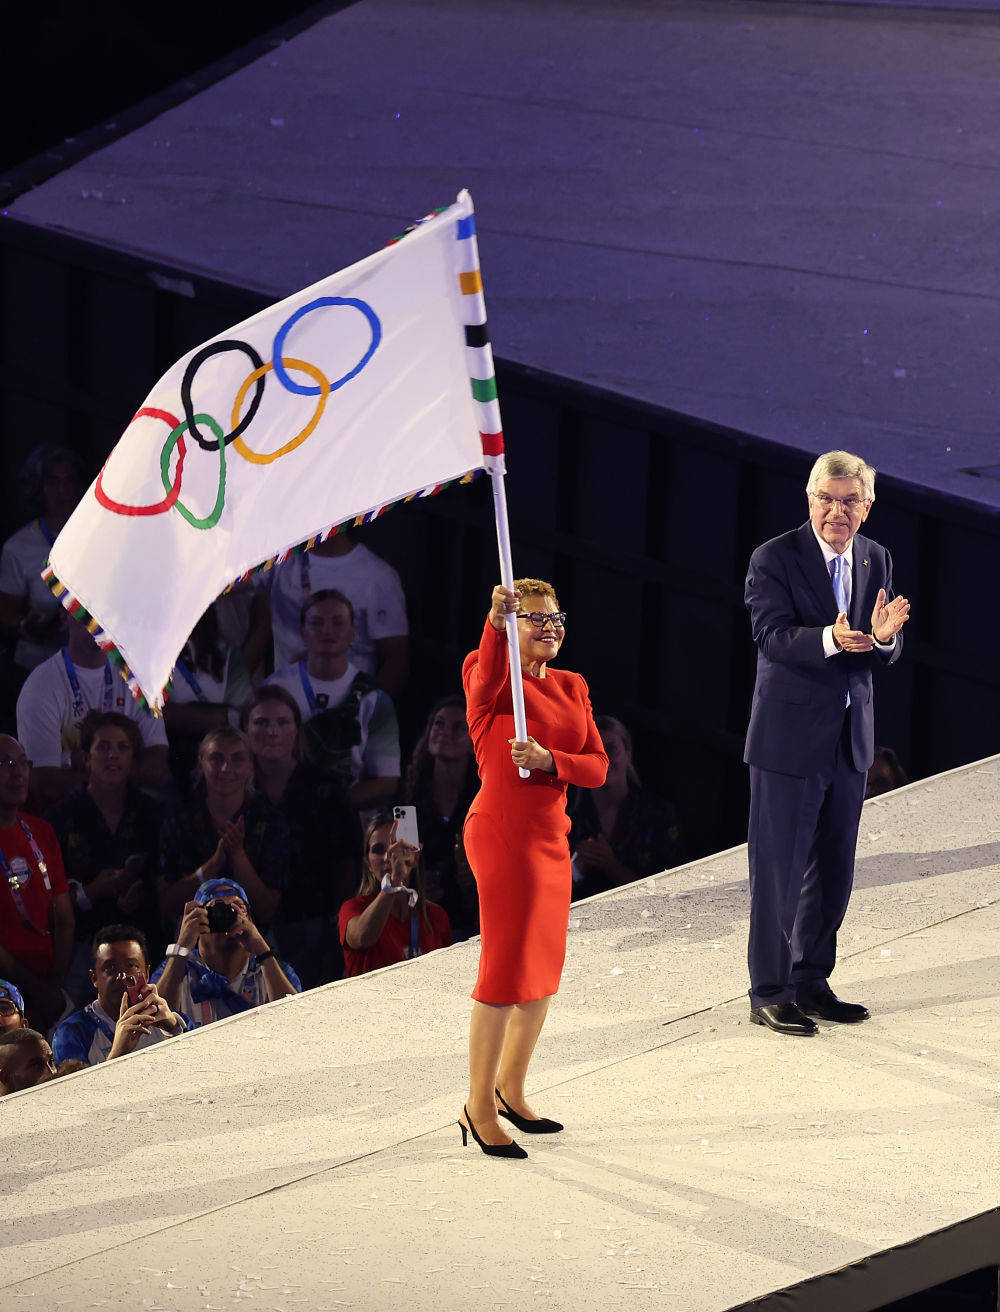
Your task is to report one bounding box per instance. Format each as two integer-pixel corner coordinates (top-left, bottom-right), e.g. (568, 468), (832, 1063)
(495, 1088), (563, 1134)
(459, 1104), (528, 1159)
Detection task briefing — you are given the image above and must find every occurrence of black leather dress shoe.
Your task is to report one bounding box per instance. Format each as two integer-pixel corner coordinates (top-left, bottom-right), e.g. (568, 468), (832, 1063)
(797, 983), (870, 1024)
(749, 1002), (818, 1036)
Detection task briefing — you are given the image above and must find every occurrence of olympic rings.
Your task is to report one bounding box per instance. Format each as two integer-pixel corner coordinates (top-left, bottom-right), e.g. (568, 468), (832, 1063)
(181, 340), (266, 451)
(231, 358), (330, 465)
(271, 297), (381, 397)
(95, 408), (186, 517)
(96, 296), (381, 528)
(159, 413), (226, 530)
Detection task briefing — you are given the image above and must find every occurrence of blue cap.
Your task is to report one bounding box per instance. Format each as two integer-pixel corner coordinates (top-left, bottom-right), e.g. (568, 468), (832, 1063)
(194, 877), (249, 907)
(0, 980), (26, 1015)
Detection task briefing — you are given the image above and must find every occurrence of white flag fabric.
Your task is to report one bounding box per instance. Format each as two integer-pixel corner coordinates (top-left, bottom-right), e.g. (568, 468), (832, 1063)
(45, 190), (498, 710)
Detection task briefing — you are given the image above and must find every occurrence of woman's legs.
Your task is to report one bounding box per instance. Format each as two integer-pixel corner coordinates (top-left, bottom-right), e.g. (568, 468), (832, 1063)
(496, 995), (551, 1118)
(465, 999), (514, 1145)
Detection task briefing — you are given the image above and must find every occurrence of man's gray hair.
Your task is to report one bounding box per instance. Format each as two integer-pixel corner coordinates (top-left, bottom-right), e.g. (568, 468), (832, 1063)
(806, 450), (876, 502)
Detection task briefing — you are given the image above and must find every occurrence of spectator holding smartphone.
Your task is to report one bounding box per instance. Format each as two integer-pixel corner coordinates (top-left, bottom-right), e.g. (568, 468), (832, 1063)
(51, 923), (190, 1066)
(152, 877), (300, 1027)
(339, 812), (451, 978)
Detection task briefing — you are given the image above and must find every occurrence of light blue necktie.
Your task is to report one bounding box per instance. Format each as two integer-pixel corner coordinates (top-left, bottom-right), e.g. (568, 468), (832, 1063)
(830, 554), (850, 707)
(829, 554), (848, 614)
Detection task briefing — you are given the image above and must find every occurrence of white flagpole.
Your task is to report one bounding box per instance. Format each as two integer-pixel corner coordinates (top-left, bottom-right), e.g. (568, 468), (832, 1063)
(454, 189), (529, 777)
(486, 453), (530, 779)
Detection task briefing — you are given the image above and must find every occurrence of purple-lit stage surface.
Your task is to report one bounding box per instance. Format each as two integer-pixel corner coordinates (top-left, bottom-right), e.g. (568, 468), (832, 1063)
(2, 755), (998, 1311)
(7, 0), (1000, 511)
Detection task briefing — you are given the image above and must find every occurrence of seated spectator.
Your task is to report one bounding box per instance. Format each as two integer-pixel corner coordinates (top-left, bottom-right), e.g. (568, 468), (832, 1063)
(0, 980), (28, 1033)
(152, 877), (300, 1026)
(0, 733), (74, 1033)
(339, 813), (451, 978)
(0, 1028), (56, 1094)
(164, 602), (253, 792)
(52, 923), (190, 1066)
(402, 694), (480, 940)
(45, 711), (163, 1004)
(0, 443), (85, 679)
(569, 715), (682, 898)
(265, 589), (400, 811)
(244, 686), (357, 987)
(251, 529), (409, 696)
(866, 745), (910, 799)
(157, 728), (289, 933)
(16, 612), (169, 810)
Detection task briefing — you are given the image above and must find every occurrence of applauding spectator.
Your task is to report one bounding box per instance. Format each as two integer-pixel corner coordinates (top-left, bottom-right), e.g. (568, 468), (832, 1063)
(0, 1028), (56, 1094)
(152, 878), (300, 1027)
(45, 712), (162, 1003)
(17, 613), (169, 810)
(339, 813), (451, 978)
(0, 980), (28, 1033)
(157, 727), (288, 932)
(0, 733), (74, 1033)
(265, 590), (400, 811)
(569, 716), (682, 898)
(52, 923), (189, 1066)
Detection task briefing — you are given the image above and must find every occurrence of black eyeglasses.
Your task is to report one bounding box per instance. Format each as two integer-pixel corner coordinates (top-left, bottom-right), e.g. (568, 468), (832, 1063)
(516, 611), (567, 629)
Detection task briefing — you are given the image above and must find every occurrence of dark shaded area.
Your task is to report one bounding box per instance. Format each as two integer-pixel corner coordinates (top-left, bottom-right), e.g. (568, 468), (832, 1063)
(878, 1266), (1000, 1311)
(0, 1), (342, 177)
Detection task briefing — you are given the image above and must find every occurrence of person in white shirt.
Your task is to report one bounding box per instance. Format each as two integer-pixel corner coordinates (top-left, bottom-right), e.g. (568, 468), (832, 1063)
(16, 613), (169, 809)
(0, 444), (85, 674)
(254, 532), (408, 697)
(265, 589), (400, 813)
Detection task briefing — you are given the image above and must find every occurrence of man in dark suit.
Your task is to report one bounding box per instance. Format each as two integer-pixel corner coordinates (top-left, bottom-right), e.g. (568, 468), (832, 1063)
(744, 451), (910, 1035)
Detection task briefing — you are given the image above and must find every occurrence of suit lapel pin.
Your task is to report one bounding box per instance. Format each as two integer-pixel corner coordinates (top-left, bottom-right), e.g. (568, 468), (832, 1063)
(862, 558), (869, 567)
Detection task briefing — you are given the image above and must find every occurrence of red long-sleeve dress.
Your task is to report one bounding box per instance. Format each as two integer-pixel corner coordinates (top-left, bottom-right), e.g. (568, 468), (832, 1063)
(462, 620), (608, 1004)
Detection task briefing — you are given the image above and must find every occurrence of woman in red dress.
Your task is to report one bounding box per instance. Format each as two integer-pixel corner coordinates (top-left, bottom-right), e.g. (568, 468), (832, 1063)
(459, 579), (608, 1158)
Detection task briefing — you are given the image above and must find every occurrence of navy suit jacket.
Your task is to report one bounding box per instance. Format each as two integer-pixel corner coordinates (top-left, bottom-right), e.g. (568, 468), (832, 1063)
(743, 523), (901, 778)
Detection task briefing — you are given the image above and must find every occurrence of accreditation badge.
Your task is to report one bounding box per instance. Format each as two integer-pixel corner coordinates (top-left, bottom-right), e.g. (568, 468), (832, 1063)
(7, 857), (31, 890)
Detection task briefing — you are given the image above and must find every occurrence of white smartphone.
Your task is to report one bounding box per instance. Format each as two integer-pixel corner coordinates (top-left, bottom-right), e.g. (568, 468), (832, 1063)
(392, 805), (420, 848)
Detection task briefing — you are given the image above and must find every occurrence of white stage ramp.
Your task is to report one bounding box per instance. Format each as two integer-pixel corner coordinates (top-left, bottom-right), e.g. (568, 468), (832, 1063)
(2, 754), (999, 1311)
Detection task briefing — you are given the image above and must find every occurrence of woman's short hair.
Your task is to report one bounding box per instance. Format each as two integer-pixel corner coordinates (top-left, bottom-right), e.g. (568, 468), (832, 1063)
(79, 710), (143, 759)
(195, 726), (254, 794)
(806, 450), (876, 502)
(513, 577), (559, 606)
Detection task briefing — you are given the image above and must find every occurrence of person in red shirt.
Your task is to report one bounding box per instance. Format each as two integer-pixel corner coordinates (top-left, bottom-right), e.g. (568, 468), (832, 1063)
(0, 733), (74, 1031)
(339, 812), (451, 977)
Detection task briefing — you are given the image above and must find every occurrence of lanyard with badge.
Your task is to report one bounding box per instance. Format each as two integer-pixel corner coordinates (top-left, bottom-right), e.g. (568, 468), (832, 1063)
(297, 658), (330, 712)
(0, 818), (53, 935)
(62, 649), (114, 720)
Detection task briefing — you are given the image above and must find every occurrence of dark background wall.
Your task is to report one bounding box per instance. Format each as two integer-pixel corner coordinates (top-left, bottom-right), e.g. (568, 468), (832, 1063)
(2, 217), (997, 862)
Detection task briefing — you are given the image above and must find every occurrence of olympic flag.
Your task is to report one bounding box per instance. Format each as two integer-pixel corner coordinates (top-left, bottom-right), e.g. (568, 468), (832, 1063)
(45, 190), (502, 710)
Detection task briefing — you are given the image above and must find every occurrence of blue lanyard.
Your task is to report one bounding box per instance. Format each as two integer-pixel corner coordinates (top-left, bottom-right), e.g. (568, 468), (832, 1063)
(0, 817), (53, 935)
(62, 649), (113, 721)
(176, 658), (207, 703)
(37, 518), (57, 548)
(410, 910), (420, 958)
(297, 658), (318, 714)
(85, 1002), (118, 1045)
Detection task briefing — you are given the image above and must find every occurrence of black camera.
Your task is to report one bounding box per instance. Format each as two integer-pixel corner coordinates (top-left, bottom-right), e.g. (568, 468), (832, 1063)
(206, 900), (238, 934)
